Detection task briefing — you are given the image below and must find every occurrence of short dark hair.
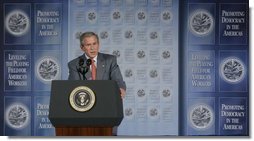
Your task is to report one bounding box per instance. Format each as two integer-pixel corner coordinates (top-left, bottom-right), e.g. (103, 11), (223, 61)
(80, 32), (99, 46)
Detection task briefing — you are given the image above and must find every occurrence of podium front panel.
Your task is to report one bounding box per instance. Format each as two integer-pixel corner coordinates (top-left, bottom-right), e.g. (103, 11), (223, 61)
(49, 80), (123, 127)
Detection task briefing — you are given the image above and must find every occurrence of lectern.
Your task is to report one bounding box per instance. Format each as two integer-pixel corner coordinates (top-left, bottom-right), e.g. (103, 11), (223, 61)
(48, 80), (123, 136)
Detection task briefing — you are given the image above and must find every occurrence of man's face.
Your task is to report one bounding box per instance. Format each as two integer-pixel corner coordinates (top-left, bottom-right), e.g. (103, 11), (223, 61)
(81, 36), (99, 59)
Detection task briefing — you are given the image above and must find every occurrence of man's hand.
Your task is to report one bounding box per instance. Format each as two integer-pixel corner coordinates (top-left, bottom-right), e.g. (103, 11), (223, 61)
(120, 88), (126, 99)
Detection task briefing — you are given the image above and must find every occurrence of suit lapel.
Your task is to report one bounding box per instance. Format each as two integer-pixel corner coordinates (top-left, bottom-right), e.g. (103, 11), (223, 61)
(96, 53), (106, 80)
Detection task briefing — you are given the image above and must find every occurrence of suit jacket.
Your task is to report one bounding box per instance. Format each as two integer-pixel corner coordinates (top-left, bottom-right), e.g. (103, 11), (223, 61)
(68, 52), (126, 90)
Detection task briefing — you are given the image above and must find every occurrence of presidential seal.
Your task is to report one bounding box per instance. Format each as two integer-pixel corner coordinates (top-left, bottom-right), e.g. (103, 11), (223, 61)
(69, 86), (96, 112)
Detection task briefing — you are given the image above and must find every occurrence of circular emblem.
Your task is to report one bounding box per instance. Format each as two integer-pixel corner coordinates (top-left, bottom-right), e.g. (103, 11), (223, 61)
(124, 30), (133, 39)
(124, 108), (133, 117)
(137, 10), (146, 20)
(124, 107), (134, 120)
(125, 69), (133, 78)
(137, 89), (145, 97)
(112, 9), (121, 20)
(69, 86), (96, 112)
(136, 9), (147, 24)
(5, 103), (30, 129)
(87, 10), (97, 23)
(149, 69), (158, 78)
(149, 31), (158, 40)
(137, 50), (145, 59)
(112, 50), (120, 58)
(149, 108), (158, 117)
(220, 57), (245, 83)
(75, 31), (83, 39)
(161, 10), (173, 24)
(36, 56), (60, 83)
(99, 31), (109, 40)
(162, 50), (171, 59)
(5, 10), (30, 36)
(148, 107), (160, 120)
(189, 104), (213, 129)
(189, 9), (214, 36)
(162, 89), (171, 98)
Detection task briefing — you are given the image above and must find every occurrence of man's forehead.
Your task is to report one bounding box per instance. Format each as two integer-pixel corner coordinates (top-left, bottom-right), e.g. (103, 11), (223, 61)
(84, 37), (97, 41)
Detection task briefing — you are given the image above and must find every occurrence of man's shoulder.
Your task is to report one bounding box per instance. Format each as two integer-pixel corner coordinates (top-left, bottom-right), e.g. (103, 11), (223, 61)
(99, 53), (115, 60)
(68, 55), (83, 66)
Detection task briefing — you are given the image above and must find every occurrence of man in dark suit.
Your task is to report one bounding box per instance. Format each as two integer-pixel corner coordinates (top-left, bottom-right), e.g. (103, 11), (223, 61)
(68, 32), (126, 98)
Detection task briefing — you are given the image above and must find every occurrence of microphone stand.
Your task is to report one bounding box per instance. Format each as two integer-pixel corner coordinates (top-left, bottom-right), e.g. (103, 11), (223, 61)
(82, 66), (89, 80)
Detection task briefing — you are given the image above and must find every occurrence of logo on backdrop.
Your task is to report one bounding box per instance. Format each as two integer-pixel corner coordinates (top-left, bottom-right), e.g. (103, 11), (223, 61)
(86, 10), (97, 24)
(5, 103), (30, 129)
(99, 31), (109, 40)
(162, 50), (171, 59)
(189, 104), (214, 130)
(148, 107), (159, 120)
(36, 56), (60, 83)
(124, 107), (134, 119)
(5, 10), (30, 36)
(125, 69), (133, 78)
(112, 9), (121, 20)
(124, 30), (133, 39)
(136, 9), (147, 24)
(161, 10), (173, 24)
(112, 50), (120, 58)
(69, 86), (96, 112)
(189, 9), (214, 36)
(162, 89), (171, 98)
(137, 50), (146, 59)
(220, 57), (245, 83)
(137, 89), (145, 98)
(149, 69), (158, 78)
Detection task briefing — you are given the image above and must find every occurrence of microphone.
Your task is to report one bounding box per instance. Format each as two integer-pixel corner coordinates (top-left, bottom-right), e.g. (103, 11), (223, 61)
(86, 58), (92, 66)
(79, 57), (84, 66)
(78, 58), (92, 80)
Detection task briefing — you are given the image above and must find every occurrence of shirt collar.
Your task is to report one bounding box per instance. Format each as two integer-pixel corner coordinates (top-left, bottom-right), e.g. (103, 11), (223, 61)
(85, 54), (98, 63)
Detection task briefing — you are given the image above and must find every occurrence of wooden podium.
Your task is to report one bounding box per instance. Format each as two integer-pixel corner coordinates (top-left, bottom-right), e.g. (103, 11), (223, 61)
(55, 127), (113, 136)
(49, 80), (123, 136)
